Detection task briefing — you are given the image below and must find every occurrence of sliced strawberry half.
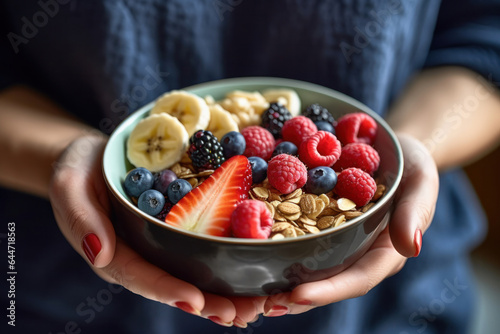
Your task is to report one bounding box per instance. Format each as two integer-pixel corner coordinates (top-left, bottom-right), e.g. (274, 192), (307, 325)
(164, 155), (252, 237)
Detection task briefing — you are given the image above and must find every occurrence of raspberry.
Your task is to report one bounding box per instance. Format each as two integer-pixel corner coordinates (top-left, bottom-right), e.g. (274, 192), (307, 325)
(188, 130), (225, 171)
(298, 131), (341, 168)
(261, 102), (292, 139)
(241, 126), (276, 161)
(267, 154), (307, 194)
(281, 116), (318, 147)
(302, 103), (335, 125)
(334, 143), (380, 175)
(335, 168), (377, 207)
(335, 112), (377, 145)
(231, 200), (274, 239)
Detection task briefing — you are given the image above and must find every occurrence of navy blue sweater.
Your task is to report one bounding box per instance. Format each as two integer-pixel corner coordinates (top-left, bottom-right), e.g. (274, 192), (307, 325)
(1, 1), (499, 333)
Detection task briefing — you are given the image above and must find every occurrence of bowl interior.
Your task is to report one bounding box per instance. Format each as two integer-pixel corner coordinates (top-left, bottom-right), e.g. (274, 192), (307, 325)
(103, 77), (403, 244)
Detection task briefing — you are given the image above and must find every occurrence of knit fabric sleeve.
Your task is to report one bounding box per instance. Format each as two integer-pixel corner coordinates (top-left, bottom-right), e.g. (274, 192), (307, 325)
(425, 0), (500, 87)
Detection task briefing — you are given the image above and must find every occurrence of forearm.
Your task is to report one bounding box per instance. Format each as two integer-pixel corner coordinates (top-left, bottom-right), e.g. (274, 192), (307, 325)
(0, 86), (101, 198)
(387, 66), (500, 170)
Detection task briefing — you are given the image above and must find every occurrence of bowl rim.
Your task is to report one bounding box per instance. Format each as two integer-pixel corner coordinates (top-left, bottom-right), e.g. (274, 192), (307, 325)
(103, 77), (404, 245)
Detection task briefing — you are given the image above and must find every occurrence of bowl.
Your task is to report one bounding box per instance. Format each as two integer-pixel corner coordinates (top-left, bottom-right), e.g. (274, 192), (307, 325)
(102, 77), (403, 296)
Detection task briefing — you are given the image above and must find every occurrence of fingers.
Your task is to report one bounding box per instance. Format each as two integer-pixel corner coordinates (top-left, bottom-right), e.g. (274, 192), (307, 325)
(49, 136), (116, 268)
(96, 239), (206, 315)
(390, 134), (439, 257)
(201, 293), (236, 326)
(264, 229), (406, 315)
(229, 296), (267, 328)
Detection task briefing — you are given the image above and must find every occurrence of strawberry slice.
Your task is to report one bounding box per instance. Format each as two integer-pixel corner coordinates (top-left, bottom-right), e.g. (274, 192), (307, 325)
(164, 155), (252, 236)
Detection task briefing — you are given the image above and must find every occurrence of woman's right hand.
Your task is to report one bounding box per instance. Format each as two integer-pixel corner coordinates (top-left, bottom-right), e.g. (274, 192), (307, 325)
(49, 135), (266, 327)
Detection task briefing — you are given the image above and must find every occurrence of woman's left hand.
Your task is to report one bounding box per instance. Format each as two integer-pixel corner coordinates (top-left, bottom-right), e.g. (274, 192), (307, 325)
(261, 134), (439, 316)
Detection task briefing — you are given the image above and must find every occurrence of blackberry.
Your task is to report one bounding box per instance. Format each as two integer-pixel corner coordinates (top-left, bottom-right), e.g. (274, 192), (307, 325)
(261, 102), (292, 139)
(155, 200), (173, 221)
(303, 103), (334, 125)
(188, 130), (225, 170)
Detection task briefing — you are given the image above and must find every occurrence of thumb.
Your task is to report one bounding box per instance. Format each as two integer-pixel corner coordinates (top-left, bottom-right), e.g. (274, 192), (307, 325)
(49, 135), (116, 268)
(389, 134), (439, 258)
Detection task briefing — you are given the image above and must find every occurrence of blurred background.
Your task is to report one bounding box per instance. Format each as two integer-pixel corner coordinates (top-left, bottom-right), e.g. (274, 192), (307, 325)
(465, 146), (500, 333)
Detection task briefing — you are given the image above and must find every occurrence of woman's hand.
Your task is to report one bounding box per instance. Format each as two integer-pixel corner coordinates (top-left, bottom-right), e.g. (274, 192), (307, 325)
(261, 134), (439, 316)
(48, 135), (266, 327)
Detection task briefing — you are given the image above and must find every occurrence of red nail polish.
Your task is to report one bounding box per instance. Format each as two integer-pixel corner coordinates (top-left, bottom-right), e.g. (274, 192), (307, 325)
(413, 229), (422, 257)
(175, 302), (201, 316)
(295, 299), (313, 306)
(264, 305), (289, 317)
(208, 316), (233, 327)
(82, 233), (101, 265)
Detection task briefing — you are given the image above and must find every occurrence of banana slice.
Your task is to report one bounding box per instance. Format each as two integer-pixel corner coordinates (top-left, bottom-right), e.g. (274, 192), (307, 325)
(262, 89), (301, 116)
(206, 104), (239, 140)
(150, 90), (210, 137)
(127, 113), (189, 172)
(218, 90), (269, 129)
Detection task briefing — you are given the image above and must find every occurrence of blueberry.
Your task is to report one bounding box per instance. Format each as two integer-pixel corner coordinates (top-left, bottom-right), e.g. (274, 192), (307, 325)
(153, 169), (178, 195)
(167, 179), (193, 204)
(138, 189), (165, 216)
(305, 166), (337, 195)
(123, 167), (154, 198)
(221, 131), (246, 159)
(272, 141), (298, 157)
(248, 156), (268, 184)
(314, 121), (335, 135)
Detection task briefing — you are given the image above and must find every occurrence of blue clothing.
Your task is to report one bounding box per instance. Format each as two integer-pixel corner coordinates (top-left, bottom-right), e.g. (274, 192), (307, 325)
(1, 0), (499, 333)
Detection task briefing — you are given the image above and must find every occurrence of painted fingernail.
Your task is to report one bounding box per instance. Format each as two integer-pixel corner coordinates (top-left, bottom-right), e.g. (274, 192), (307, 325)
(295, 299), (313, 306)
(233, 316), (247, 328)
(82, 233), (101, 265)
(413, 229), (422, 257)
(208, 316), (233, 327)
(264, 305), (289, 317)
(175, 301), (201, 316)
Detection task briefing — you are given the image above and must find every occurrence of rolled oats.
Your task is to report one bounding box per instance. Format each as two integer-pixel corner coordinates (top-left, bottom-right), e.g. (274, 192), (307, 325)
(337, 198), (357, 211)
(372, 184), (386, 201)
(277, 202), (301, 215)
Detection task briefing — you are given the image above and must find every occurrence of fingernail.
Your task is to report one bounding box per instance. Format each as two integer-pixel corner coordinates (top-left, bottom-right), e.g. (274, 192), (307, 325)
(208, 316), (233, 327)
(413, 229), (422, 257)
(264, 305), (289, 317)
(233, 316), (247, 328)
(175, 301), (201, 316)
(295, 299), (313, 306)
(82, 233), (101, 265)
